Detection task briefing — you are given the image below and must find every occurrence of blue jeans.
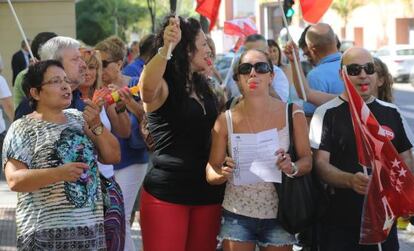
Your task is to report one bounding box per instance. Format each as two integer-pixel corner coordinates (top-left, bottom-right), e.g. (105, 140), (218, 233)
(218, 209), (296, 247)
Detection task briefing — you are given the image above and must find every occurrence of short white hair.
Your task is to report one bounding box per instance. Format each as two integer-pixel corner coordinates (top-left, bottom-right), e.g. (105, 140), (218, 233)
(39, 36), (80, 61)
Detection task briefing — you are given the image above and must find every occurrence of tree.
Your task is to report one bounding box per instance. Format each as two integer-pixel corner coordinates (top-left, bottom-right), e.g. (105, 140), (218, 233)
(331, 0), (364, 39)
(76, 0), (145, 45)
(147, 0), (156, 33)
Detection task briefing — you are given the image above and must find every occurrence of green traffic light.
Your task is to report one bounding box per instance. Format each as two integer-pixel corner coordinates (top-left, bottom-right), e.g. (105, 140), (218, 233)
(286, 8), (295, 17)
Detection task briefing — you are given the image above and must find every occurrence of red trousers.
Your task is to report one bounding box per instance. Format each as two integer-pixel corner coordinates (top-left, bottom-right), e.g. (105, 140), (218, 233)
(140, 189), (222, 251)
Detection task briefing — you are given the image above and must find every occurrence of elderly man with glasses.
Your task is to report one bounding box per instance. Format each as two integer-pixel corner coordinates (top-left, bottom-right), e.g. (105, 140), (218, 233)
(15, 36), (87, 120)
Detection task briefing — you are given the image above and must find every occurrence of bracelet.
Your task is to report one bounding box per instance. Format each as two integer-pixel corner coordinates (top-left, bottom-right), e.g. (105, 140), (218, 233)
(286, 162), (299, 178)
(157, 47), (172, 61)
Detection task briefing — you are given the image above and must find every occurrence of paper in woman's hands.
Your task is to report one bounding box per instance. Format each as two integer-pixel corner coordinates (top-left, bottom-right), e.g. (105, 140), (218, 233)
(230, 128), (282, 186)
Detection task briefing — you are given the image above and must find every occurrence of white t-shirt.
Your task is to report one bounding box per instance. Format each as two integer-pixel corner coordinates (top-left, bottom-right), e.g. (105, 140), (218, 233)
(0, 75), (12, 133)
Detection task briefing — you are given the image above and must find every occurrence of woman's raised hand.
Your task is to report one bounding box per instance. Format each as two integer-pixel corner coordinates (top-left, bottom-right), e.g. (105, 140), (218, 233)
(163, 17), (181, 51)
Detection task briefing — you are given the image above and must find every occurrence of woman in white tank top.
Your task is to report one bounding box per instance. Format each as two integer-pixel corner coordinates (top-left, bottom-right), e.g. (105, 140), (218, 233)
(206, 49), (312, 251)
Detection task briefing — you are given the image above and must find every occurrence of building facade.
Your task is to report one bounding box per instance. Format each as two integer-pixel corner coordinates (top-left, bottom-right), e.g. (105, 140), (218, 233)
(0, 0), (76, 86)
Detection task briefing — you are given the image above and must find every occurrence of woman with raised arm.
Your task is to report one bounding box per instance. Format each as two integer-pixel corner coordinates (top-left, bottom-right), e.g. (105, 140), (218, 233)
(139, 16), (225, 251)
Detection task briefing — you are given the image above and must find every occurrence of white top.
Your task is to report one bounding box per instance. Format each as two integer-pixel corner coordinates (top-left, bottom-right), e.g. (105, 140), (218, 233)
(0, 75), (11, 133)
(222, 107), (290, 219)
(271, 65), (290, 102)
(97, 107), (114, 178)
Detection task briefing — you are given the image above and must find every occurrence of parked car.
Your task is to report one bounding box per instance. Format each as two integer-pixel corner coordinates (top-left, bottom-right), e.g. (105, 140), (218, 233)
(376, 45), (414, 83)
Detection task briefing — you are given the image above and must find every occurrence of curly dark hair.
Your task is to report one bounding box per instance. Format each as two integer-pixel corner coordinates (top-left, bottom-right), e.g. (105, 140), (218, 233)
(23, 60), (64, 109)
(151, 15), (214, 102)
(374, 57), (393, 102)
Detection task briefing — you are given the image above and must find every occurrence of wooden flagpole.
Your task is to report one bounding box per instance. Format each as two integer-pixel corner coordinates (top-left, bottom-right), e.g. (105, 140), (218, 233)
(278, 0), (307, 101)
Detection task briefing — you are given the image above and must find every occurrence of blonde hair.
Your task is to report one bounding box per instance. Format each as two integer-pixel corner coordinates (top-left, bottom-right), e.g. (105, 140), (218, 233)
(80, 48), (103, 98)
(95, 36), (126, 61)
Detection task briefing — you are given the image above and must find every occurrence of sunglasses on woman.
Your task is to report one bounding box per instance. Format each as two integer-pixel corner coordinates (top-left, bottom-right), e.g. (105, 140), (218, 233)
(238, 62), (273, 75)
(346, 62), (375, 76)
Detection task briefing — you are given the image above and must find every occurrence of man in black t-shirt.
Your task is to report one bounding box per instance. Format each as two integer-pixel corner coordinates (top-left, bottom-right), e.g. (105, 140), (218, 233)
(310, 47), (414, 251)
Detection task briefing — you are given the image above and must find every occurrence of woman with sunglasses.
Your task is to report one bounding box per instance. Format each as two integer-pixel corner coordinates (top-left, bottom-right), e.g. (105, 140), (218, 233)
(95, 36), (148, 251)
(79, 48), (131, 250)
(284, 42), (394, 105)
(3, 60), (120, 249)
(139, 16), (225, 251)
(206, 49), (312, 251)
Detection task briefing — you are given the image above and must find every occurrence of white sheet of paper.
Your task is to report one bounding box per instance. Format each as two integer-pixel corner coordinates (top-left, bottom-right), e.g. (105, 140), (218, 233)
(230, 128), (281, 185)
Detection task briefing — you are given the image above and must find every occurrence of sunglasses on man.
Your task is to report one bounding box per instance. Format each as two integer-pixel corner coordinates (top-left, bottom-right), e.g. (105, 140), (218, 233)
(238, 62), (273, 75)
(345, 62), (375, 76)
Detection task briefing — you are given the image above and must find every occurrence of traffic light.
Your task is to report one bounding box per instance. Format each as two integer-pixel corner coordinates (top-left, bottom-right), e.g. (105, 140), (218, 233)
(283, 0), (295, 23)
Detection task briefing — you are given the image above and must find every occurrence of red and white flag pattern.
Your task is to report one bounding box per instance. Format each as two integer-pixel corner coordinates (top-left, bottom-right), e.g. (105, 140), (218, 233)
(343, 70), (414, 244)
(223, 17), (257, 37)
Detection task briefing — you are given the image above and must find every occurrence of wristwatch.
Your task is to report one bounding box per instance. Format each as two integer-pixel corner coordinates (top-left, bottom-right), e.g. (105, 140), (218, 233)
(91, 123), (104, 136)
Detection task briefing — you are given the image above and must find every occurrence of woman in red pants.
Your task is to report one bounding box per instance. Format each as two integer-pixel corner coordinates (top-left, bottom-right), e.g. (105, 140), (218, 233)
(139, 15), (225, 251)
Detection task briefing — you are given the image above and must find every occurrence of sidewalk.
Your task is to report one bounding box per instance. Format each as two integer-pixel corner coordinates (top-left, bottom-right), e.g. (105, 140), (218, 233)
(0, 180), (143, 250)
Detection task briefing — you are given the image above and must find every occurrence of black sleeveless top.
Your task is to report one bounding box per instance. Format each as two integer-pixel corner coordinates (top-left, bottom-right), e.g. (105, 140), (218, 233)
(143, 79), (225, 205)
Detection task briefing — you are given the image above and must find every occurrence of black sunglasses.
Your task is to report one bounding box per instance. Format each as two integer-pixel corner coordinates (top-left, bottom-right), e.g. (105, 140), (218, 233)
(346, 62), (375, 76)
(102, 59), (117, 68)
(238, 62), (272, 75)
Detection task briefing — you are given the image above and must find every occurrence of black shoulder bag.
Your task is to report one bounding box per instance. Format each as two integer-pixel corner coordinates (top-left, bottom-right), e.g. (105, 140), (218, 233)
(274, 103), (329, 235)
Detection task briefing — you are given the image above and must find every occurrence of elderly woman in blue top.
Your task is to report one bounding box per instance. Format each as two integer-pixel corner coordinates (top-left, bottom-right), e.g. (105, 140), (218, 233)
(3, 60), (120, 250)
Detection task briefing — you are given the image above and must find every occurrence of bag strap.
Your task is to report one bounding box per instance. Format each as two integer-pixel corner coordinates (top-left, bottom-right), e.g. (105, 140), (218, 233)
(225, 110), (234, 158)
(287, 103), (294, 146)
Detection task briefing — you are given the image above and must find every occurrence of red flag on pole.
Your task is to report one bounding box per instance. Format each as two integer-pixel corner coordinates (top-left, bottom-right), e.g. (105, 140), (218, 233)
(196, 0), (222, 31)
(343, 71), (414, 244)
(299, 0), (333, 23)
(223, 17), (257, 37)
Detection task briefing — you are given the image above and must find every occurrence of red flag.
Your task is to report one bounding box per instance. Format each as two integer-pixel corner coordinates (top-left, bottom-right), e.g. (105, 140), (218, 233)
(196, 0), (222, 31)
(299, 0), (333, 23)
(223, 17), (257, 37)
(343, 71), (414, 244)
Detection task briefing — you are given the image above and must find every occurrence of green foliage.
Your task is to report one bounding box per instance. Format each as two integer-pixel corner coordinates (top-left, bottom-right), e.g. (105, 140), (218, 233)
(76, 0), (202, 45)
(76, 0), (145, 46)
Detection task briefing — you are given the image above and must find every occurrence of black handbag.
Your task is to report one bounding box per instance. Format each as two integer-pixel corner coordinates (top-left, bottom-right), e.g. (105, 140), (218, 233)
(274, 103), (329, 235)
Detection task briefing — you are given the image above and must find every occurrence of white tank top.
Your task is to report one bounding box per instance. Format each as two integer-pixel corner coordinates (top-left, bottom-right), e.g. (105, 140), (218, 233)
(222, 105), (293, 219)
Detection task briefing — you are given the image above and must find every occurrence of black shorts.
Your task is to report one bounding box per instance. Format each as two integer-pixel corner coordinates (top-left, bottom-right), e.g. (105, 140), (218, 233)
(319, 224), (399, 251)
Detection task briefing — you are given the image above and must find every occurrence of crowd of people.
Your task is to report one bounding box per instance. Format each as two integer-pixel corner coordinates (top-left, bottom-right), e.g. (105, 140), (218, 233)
(0, 13), (413, 251)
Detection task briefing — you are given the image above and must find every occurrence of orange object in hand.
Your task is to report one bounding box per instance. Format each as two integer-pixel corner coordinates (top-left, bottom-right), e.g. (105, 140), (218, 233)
(93, 85), (140, 105)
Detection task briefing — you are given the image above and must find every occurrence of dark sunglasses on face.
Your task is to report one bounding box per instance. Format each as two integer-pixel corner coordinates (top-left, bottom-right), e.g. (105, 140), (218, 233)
(238, 62), (273, 75)
(346, 62), (375, 76)
(102, 60), (117, 68)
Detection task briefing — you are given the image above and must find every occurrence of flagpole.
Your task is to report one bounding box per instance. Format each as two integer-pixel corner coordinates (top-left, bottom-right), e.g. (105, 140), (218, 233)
(278, 0), (307, 102)
(7, 0), (35, 60)
(166, 0), (181, 60)
(342, 67), (369, 176)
